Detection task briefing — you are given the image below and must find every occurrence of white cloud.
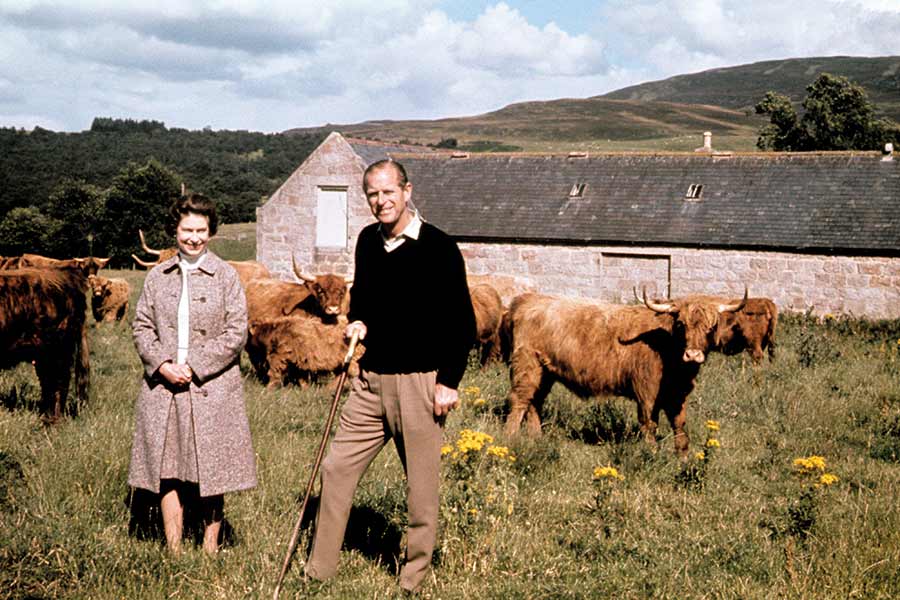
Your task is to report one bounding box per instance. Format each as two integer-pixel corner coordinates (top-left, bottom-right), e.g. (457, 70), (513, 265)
(455, 3), (606, 76)
(0, 1), (897, 132)
(597, 0), (900, 78)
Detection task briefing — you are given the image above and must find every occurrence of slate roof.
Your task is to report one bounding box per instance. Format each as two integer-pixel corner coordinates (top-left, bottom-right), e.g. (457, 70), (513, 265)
(347, 138), (437, 166)
(388, 151), (900, 256)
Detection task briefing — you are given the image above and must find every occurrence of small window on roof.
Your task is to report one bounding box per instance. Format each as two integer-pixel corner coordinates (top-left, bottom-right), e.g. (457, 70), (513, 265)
(685, 183), (703, 200)
(569, 182), (587, 198)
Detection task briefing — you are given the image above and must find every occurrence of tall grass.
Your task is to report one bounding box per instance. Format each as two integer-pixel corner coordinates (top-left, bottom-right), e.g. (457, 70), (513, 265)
(1, 279), (899, 599)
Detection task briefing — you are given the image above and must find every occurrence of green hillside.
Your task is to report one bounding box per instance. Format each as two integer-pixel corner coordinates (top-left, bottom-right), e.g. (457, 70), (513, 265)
(291, 98), (762, 152)
(602, 55), (900, 120)
(290, 56), (900, 152)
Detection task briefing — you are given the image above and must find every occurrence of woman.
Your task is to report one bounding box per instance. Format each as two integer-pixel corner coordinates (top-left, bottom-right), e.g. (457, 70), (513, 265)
(128, 193), (256, 554)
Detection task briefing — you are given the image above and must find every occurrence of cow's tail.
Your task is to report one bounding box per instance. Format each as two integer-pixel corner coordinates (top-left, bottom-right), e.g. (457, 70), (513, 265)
(499, 309), (513, 364)
(766, 306), (778, 359)
(74, 315), (90, 413)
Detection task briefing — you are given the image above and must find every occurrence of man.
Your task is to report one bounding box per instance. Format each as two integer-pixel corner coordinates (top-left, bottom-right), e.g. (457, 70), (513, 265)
(305, 159), (476, 593)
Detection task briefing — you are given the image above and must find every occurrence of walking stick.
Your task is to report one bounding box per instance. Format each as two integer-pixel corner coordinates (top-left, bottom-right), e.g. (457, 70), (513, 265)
(273, 329), (361, 599)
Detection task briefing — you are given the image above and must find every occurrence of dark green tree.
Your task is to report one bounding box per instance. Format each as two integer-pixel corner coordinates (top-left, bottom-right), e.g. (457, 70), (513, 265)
(0, 207), (58, 256)
(43, 179), (105, 258)
(756, 73), (900, 151)
(99, 159), (181, 266)
(754, 91), (808, 151)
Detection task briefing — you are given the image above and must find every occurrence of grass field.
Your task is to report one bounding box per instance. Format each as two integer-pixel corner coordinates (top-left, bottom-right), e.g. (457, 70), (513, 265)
(2, 269), (900, 599)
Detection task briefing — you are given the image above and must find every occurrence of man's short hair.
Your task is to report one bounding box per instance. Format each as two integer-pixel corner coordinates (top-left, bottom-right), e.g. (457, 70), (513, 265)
(363, 159), (409, 188)
(165, 192), (218, 236)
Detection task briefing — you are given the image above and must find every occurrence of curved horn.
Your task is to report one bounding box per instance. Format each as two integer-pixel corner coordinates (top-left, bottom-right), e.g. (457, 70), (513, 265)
(131, 254), (158, 269)
(139, 229), (161, 256)
(642, 287), (676, 314)
(292, 255), (316, 283)
(718, 287), (748, 313)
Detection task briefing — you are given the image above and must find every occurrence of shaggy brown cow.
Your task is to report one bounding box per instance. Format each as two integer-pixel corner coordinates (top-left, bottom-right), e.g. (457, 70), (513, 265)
(246, 259), (349, 324)
(88, 275), (131, 323)
(715, 297), (777, 362)
(246, 315), (364, 387)
(505, 290), (746, 456)
(1, 254), (110, 278)
(229, 260), (272, 288)
(0, 268), (90, 423)
(470, 283), (504, 366)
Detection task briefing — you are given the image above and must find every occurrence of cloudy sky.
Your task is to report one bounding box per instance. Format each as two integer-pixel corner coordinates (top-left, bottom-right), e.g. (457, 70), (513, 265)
(1, 0), (898, 133)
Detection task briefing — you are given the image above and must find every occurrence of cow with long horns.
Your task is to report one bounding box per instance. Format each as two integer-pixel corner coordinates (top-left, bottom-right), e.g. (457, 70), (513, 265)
(504, 290), (747, 456)
(245, 257), (350, 324)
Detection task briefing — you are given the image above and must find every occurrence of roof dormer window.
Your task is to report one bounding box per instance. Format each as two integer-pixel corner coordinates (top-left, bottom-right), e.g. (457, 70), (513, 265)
(569, 182), (587, 198)
(685, 183), (703, 201)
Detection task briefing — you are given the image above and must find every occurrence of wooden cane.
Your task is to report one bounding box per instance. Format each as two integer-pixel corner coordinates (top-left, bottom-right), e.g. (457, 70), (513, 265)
(273, 329), (361, 599)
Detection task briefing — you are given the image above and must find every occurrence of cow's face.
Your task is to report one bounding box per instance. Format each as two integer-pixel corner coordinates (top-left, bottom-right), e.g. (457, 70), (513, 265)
(88, 275), (105, 297)
(644, 291), (747, 363)
(674, 302), (722, 363)
(75, 256), (110, 277)
(309, 275), (347, 316)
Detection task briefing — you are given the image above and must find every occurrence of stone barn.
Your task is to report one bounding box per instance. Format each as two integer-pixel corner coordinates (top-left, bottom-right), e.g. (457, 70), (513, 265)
(257, 132), (900, 318)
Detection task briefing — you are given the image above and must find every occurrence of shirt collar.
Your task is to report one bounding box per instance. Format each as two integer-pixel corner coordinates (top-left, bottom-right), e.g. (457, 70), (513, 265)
(380, 210), (422, 251)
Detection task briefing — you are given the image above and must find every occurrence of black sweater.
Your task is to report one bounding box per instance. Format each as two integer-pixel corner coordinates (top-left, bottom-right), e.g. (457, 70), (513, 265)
(348, 222), (476, 389)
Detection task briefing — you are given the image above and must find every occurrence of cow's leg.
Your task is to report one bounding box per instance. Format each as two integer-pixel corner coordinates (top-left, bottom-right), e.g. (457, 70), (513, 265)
(663, 397), (690, 458)
(632, 379), (660, 450)
(523, 374), (554, 434)
(506, 347), (544, 436)
(35, 357), (70, 424)
(481, 331), (502, 367)
(750, 343), (764, 364)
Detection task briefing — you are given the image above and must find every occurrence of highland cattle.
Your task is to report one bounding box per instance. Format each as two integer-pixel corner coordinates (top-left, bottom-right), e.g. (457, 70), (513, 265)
(505, 290), (747, 456)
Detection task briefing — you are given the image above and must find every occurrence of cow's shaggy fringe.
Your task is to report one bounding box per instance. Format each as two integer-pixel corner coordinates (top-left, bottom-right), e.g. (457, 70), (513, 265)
(1, 270), (900, 599)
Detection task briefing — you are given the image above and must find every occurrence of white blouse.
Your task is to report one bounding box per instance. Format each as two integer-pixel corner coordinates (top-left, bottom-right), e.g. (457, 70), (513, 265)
(176, 251), (207, 364)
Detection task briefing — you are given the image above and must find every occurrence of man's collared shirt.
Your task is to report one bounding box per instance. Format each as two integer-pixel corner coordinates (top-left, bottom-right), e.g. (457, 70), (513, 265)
(380, 210), (422, 253)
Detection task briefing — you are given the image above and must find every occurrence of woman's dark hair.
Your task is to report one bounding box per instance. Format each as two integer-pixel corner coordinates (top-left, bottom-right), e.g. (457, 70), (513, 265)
(164, 192), (218, 236)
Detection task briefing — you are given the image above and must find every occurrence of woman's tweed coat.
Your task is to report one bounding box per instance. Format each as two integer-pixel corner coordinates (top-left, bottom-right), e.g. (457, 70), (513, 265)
(127, 251), (257, 497)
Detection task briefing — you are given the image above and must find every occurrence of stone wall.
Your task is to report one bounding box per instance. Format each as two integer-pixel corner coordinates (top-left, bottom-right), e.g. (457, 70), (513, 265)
(460, 241), (900, 319)
(256, 133), (372, 280)
(257, 132), (899, 319)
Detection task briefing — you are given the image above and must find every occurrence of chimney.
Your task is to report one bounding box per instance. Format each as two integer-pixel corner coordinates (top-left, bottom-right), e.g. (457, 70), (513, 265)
(882, 142), (894, 162)
(694, 131), (713, 153)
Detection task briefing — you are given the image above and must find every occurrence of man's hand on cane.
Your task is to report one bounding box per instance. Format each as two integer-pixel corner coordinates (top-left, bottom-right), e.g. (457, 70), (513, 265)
(345, 320), (367, 341)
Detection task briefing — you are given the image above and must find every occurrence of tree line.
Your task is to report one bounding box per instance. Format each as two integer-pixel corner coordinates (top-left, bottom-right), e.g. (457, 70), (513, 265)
(0, 119), (323, 265)
(755, 73), (900, 151)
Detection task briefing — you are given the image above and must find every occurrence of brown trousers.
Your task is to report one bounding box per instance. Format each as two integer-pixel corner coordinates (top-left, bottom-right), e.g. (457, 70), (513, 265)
(305, 370), (442, 592)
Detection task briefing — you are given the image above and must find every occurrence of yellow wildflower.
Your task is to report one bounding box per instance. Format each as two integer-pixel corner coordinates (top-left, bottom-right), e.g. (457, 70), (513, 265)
(793, 455), (827, 473)
(694, 451), (706, 461)
(441, 445), (453, 457)
(486, 445), (511, 460)
(468, 508), (478, 516)
(593, 466), (624, 481)
(818, 473), (839, 487)
(473, 398), (486, 406)
(706, 439), (721, 448)
(455, 429), (494, 453)
(705, 420), (720, 432)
